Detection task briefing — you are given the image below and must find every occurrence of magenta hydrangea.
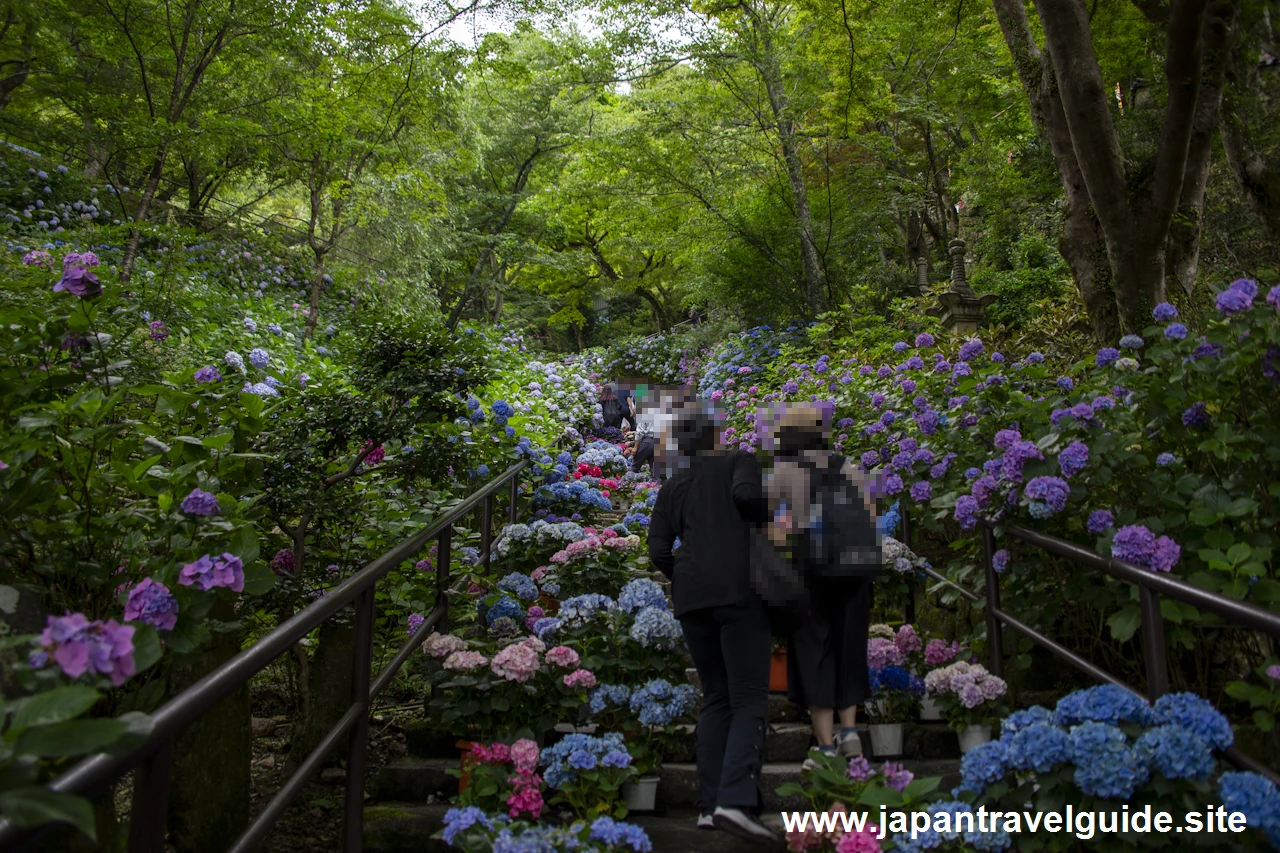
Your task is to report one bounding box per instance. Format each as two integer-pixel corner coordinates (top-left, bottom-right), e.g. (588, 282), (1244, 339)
(123, 578), (179, 631)
(29, 612), (136, 686)
(271, 549), (296, 576)
(179, 552), (245, 592)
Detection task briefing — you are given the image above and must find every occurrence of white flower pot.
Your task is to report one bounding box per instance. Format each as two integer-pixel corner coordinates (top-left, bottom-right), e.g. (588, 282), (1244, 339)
(869, 723), (905, 758)
(622, 775), (660, 811)
(919, 697), (943, 721)
(957, 724), (993, 754)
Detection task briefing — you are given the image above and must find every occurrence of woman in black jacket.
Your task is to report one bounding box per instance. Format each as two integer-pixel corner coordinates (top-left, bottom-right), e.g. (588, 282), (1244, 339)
(649, 414), (778, 845)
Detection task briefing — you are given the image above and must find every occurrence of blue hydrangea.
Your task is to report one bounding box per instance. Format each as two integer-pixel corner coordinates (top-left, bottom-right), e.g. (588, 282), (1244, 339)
(1001, 705), (1053, 735)
(440, 806), (495, 845)
(629, 607), (683, 649)
(1156, 452), (1177, 466)
(531, 616), (561, 641)
(1151, 692), (1233, 751)
(484, 595), (524, 627)
(1053, 684), (1153, 727)
(588, 683), (632, 715)
(541, 732), (628, 788)
(224, 350), (245, 372)
(958, 740), (1009, 793)
(1004, 722), (1072, 773)
(497, 573), (539, 601)
(1119, 334), (1144, 349)
(492, 399), (515, 420)
(628, 679), (700, 726)
(891, 801), (1012, 853)
(617, 578), (668, 613)
(248, 347), (270, 368)
(1070, 721), (1150, 799)
(1135, 724), (1215, 780)
(559, 593), (616, 627)
(267, 322), (282, 336)
(1219, 772), (1280, 848)
(589, 816), (653, 852)
(1152, 302), (1178, 321)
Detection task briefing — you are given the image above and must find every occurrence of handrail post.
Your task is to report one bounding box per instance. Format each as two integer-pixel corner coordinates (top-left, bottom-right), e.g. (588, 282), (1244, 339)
(1139, 586), (1170, 700)
(481, 493), (494, 570)
(900, 505), (915, 625)
(981, 525), (1005, 678)
(127, 738), (174, 853)
(437, 524), (452, 632)
(342, 588), (376, 853)
(508, 474), (519, 525)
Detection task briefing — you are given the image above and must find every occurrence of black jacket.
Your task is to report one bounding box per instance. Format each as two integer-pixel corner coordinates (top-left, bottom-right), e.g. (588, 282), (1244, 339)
(648, 450), (769, 617)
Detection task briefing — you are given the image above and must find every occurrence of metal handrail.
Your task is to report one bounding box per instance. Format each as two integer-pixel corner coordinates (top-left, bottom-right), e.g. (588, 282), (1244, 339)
(0, 461), (528, 852)
(900, 507), (1280, 786)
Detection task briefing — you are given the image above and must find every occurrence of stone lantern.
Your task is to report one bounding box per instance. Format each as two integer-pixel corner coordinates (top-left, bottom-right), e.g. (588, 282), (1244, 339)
(926, 238), (997, 334)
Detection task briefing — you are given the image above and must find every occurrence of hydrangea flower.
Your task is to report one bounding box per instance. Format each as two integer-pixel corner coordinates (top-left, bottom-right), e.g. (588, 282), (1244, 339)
(1111, 524), (1180, 572)
(1095, 347), (1120, 367)
(179, 553), (245, 592)
(1118, 334), (1144, 349)
(618, 578), (668, 613)
(443, 650), (488, 670)
(958, 740), (1008, 792)
(224, 350), (245, 372)
(1151, 692), (1233, 751)
(1135, 724), (1215, 780)
(1156, 452), (1176, 466)
(1057, 441), (1089, 479)
(1004, 722), (1071, 773)
(194, 365), (222, 383)
(1182, 401), (1210, 429)
(1087, 509), (1115, 534)
(1070, 721), (1149, 798)
(991, 549), (1009, 573)
(1165, 323), (1187, 340)
(1152, 302), (1178, 321)
(1216, 282), (1254, 315)
(1052, 684), (1152, 727)
(629, 607), (683, 649)
(491, 641), (541, 682)
(958, 339), (984, 361)
(123, 578), (179, 631)
(28, 612), (136, 685)
(909, 481), (932, 502)
(248, 348), (270, 368)
(1219, 772), (1280, 847)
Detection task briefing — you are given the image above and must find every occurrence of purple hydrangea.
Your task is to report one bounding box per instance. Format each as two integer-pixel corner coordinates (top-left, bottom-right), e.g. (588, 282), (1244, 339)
(1216, 286), (1253, 316)
(954, 495), (980, 530)
(1156, 452), (1176, 466)
(1189, 340), (1223, 360)
(1111, 525), (1181, 572)
(179, 552), (245, 592)
(28, 612), (136, 686)
(884, 474), (904, 495)
(972, 475), (999, 506)
(1000, 441), (1044, 483)
(958, 339), (984, 361)
(994, 429), (1021, 450)
(1268, 285), (1280, 312)
(905, 356), (925, 371)
(964, 467), (981, 480)
(1152, 303), (1178, 321)
(992, 549), (1010, 573)
(914, 410), (940, 435)
(915, 332), (935, 348)
(1181, 402), (1210, 429)
(53, 263), (102, 298)
(1164, 323), (1187, 340)
(1024, 476), (1070, 518)
(1118, 335), (1144, 349)
(271, 549), (296, 576)
(1095, 348), (1120, 367)
(910, 481), (932, 502)
(248, 348), (270, 368)
(1087, 509), (1115, 534)
(123, 578), (179, 631)
(1026, 352), (1045, 364)
(893, 341), (909, 353)
(860, 451), (879, 469)
(180, 488), (219, 516)
(148, 320), (169, 342)
(1056, 377), (1074, 392)
(1057, 441), (1089, 479)
(194, 365), (222, 383)
(952, 361), (972, 379)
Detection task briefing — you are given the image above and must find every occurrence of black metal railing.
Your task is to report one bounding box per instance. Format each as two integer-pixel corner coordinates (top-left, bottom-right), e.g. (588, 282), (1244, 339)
(898, 507), (1280, 785)
(0, 461), (528, 853)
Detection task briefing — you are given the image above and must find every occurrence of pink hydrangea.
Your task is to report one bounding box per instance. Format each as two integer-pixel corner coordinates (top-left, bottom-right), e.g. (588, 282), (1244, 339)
(509, 738), (540, 773)
(470, 741), (511, 763)
(530, 566), (549, 580)
(178, 552), (244, 592)
(960, 683), (985, 708)
(867, 637), (906, 670)
(563, 669), (597, 689)
(836, 828), (883, 853)
(506, 768), (544, 819)
(443, 650), (488, 670)
(894, 625), (922, 655)
(979, 675), (1007, 701)
(545, 646), (580, 668)
(600, 528), (619, 540)
(549, 550), (570, 565)
(491, 642), (541, 682)
(924, 639), (960, 666)
(422, 632), (467, 658)
(1268, 664), (1280, 680)
(521, 636), (546, 654)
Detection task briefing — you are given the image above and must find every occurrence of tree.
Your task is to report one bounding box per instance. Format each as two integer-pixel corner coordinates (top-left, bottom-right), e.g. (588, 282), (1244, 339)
(995, 0), (1240, 337)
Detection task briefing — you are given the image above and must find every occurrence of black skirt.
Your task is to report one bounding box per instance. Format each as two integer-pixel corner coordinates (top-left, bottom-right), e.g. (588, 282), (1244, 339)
(786, 578), (872, 709)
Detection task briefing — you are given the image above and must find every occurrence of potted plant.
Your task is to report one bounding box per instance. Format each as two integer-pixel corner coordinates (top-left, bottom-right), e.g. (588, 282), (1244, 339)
(446, 739), (544, 819)
(540, 732), (639, 818)
(770, 637), (788, 693)
(585, 677), (700, 811)
(923, 660), (1009, 752)
(919, 637), (963, 721)
(864, 665), (924, 757)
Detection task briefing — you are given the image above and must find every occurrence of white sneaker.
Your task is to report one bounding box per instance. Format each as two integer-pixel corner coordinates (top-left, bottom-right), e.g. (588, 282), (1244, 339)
(697, 812), (715, 829)
(801, 746), (836, 772)
(713, 807), (780, 845)
(838, 729), (863, 757)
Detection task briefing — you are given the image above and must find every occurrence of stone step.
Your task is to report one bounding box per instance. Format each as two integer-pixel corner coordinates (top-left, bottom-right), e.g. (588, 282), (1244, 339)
(373, 757), (460, 803)
(659, 759), (963, 812)
(364, 803), (794, 853)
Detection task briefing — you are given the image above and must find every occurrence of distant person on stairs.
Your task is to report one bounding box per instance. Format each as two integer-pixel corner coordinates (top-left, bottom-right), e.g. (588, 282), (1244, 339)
(765, 403), (880, 772)
(649, 412), (780, 846)
(599, 384), (623, 430)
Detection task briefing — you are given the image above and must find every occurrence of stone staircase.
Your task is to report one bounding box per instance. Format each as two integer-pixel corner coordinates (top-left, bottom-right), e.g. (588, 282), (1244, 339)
(364, 690), (964, 852)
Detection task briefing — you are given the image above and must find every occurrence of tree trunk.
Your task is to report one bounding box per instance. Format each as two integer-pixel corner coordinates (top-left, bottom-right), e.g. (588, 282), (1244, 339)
(167, 600), (251, 853)
(120, 145), (170, 282)
(289, 617), (355, 769)
(306, 251), (326, 338)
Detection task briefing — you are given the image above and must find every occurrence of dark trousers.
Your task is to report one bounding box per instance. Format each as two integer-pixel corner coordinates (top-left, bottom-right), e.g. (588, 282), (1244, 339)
(631, 436), (655, 474)
(679, 601), (771, 812)
(787, 579), (872, 709)
(622, 412), (637, 431)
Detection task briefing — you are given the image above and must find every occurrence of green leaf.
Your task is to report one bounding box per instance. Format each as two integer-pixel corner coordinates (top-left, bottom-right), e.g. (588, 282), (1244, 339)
(202, 432), (235, 450)
(227, 526), (260, 564)
(131, 625), (163, 674)
(903, 776), (941, 799)
(11, 687), (102, 731)
(1227, 543), (1253, 564)
(1255, 710), (1275, 732)
(1106, 604), (1142, 642)
(0, 787), (98, 840)
(14, 718), (128, 757)
(240, 563), (276, 597)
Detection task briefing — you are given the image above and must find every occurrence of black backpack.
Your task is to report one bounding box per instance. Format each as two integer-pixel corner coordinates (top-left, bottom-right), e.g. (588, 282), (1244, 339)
(796, 454), (882, 581)
(601, 397), (622, 427)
